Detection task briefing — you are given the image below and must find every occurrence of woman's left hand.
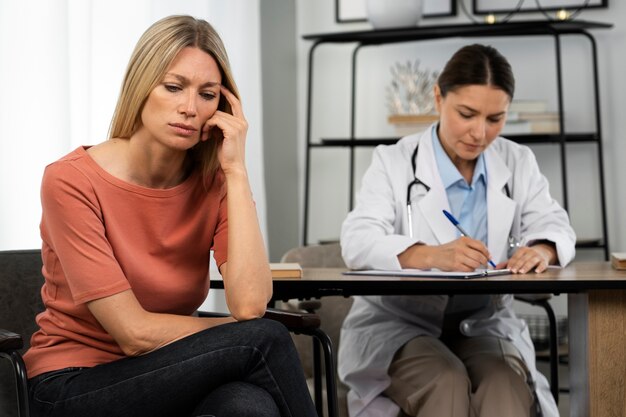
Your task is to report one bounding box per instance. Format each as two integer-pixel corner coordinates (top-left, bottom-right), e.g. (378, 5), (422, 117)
(500, 243), (557, 274)
(201, 86), (248, 175)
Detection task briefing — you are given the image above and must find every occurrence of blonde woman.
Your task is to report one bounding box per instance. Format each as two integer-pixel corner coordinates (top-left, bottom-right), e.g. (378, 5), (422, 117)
(24, 15), (316, 417)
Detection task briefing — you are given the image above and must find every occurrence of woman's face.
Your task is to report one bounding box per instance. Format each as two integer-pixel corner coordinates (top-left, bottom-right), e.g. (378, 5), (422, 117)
(138, 46), (222, 151)
(434, 84), (510, 166)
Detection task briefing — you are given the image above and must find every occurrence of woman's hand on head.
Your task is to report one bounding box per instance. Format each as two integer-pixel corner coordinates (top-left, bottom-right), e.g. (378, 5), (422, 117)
(502, 243), (557, 274)
(201, 86), (248, 175)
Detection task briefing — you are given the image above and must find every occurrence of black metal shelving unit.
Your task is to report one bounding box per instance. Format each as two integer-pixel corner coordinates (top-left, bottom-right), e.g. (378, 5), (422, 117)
(302, 20), (612, 259)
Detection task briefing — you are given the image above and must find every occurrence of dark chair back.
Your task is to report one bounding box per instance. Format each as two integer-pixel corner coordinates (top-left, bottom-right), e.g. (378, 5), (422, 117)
(0, 249), (44, 417)
(0, 250), (44, 353)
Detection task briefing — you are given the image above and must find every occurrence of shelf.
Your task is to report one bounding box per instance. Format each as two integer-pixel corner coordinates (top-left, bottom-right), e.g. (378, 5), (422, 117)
(303, 20), (612, 45)
(302, 18), (611, 259)
(576, 238), (605, 249)
(314, 133), (599, 147)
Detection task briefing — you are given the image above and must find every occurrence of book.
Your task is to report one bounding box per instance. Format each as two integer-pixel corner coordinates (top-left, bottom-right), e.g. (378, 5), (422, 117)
(507, 111), (560, 122)
(503, 103), (560, 135)
(508, 100), (548, 113)
(611, 253), (626, 270)
(388, 114), (439, 137)
(502, 120), (560, 135)
(270, 262), (303, 279)
(387, 114), (439, 124)
(502, 121), (533, 135)
(529, 120), (560, 134)
(343, 268), (512, 279)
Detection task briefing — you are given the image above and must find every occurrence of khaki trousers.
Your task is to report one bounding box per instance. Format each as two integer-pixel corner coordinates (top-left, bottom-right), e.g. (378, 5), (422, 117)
(384, 335), (534, 417)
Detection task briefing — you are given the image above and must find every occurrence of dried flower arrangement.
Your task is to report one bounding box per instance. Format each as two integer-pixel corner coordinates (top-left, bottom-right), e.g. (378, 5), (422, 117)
(386, 60), (439, 115)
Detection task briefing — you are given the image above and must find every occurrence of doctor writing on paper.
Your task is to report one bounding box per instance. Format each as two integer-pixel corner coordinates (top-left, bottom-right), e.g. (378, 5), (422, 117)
(339, 44), (575, 417)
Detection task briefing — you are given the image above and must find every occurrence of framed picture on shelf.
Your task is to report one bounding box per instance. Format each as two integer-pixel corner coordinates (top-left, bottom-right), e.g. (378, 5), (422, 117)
(336, 0), (456, 23)
(472, 0), (607, 15)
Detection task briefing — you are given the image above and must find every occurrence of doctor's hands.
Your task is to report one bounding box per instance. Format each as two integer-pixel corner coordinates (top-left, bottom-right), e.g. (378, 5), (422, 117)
(398, 236), (493, 272)
(498, 242), (557, 274)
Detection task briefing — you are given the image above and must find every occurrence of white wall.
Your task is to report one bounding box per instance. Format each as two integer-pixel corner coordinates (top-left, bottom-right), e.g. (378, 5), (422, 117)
(260, 0), (299, 262)
(0, 0), (267, 253)
(295, 1), (626, 256)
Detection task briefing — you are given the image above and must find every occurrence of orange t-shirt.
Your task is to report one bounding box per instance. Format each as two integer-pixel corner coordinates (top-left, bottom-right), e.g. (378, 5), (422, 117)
(24, 147), (228, 378)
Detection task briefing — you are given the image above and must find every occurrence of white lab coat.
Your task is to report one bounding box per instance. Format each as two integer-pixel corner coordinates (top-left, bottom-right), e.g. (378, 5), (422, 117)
(339, 127), (576, 417)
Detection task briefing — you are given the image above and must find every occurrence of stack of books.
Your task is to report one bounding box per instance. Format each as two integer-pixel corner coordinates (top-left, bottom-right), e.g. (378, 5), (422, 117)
(269, 263), (303, 279)
(388, 114), (439, 137)
(502, 100), (560, 135)
(611, 253), (626, 270)
(388, 102), (561, 138)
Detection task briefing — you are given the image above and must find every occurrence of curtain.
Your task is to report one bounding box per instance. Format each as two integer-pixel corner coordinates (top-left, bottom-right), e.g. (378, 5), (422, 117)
(0, 0), (267, 252)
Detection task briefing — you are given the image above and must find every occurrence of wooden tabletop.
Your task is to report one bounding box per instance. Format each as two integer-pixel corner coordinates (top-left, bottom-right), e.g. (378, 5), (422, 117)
(209, 262), (626, 300)
(299, 262), (625, 282)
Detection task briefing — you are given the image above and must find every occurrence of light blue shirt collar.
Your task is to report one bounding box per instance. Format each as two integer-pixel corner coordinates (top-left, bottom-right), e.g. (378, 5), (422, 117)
(431, 125), (489, 245)
(431, 126), (486, 189)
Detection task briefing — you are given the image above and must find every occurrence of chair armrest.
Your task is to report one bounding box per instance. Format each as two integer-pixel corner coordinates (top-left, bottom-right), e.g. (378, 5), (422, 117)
(196, 309), (321, 332)
(514, 293), (553, 305)
(0, 328), (23, 351)
(263, 308), (320, 331)
(297, 300), (322, 312)
(197, 311), (230, 318)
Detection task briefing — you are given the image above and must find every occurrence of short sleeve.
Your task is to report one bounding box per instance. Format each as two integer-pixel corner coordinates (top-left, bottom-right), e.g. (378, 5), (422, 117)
(40, 162), (131, 304)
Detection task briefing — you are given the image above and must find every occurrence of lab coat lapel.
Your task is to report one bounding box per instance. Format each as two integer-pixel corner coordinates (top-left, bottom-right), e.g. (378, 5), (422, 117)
(485, 144), (516, 263)
(413, 129), (457, 244)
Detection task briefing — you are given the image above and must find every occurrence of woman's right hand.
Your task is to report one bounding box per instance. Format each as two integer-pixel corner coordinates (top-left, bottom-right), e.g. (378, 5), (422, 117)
(398, 236), (492, 272)
(201, 86), (248, 176)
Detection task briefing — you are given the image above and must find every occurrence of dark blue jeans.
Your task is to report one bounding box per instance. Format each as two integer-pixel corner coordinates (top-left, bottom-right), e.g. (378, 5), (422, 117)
(28, 319), (317, 417)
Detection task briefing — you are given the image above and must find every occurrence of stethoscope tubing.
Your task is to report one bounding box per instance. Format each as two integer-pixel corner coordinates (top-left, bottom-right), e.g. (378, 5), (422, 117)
(405, 142), (513, 242)
(407, 143), (429, 239)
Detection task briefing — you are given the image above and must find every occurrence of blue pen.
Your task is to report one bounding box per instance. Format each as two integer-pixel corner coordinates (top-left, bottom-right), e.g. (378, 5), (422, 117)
(442, 209), (497, 268)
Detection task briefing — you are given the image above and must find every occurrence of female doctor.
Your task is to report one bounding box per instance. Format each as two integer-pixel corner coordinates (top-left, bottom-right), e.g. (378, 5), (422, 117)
(339, 44), (575, 417)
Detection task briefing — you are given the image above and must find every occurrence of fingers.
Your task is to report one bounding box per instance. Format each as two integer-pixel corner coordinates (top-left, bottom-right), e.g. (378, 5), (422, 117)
(507, 247), (548, 274)
(437, 237), (491, 272)
(200, 86), (245, 142)
(201, 109), (248, 143)
(455, 254), (484, 272)
(204, 111), (245, 133)
(495, 261), (508, 270)
(220, 86), (244, 118)
(201, 122), (218, 142)
(459, 236), (492, 267)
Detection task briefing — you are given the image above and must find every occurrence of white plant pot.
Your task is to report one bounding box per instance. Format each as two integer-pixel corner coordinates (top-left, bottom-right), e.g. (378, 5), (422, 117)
(365, 0), (423, 29)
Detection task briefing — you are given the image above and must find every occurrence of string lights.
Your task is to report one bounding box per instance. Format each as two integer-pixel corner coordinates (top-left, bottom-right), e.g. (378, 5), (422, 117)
(459, 0), (526, 24)
(555, 9), (571, 20)
(534, 0), (592, 21)
(460, 0), (594, 24)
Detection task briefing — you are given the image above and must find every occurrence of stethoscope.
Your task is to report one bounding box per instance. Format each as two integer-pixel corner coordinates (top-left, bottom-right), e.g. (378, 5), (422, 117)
(406, 144), (429, 239)
(405, 143), (520, 256)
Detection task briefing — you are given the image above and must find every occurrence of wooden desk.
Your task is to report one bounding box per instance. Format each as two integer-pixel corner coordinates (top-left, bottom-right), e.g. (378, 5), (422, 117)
(212, 262), (626, 417)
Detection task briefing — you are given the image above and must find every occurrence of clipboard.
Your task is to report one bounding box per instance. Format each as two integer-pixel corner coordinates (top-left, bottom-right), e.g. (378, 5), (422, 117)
(342, 268), (512, 279)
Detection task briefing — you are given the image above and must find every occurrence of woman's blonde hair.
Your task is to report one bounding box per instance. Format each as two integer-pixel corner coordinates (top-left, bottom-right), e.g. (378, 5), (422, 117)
(109, 15), (238, 183)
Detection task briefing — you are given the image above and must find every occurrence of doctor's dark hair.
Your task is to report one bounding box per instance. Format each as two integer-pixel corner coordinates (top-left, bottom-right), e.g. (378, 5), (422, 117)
(437, 44), (515, 100)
